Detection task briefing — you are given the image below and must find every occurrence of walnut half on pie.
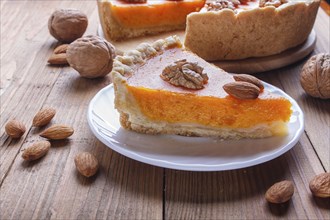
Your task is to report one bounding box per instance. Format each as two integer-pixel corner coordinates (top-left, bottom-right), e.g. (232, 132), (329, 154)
(184, 0), (321, 60)
(111, 36), (293, 139)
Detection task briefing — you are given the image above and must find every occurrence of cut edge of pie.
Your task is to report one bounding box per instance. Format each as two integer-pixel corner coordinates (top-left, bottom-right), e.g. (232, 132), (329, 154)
(111, 36), (293, 139)
(97, 0), (206, 41)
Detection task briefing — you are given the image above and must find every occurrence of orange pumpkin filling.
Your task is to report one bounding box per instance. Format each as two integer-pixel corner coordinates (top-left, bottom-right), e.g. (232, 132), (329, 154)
(125, 48), (292, 130)
(107, 0), (206, 28)
(126, 87), (291, 129)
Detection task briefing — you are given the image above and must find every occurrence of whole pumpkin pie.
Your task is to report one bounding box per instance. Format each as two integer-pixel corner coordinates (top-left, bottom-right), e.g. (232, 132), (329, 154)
(184, 0), (320, 60)
(97, 0), (206, 41)
(111, 36), (292, 139)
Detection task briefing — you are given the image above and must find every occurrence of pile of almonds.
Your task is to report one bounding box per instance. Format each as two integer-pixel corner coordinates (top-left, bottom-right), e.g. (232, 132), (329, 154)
(5, 107), (98, 178)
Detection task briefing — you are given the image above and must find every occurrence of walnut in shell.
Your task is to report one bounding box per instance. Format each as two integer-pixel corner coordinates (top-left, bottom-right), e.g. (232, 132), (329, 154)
(48, 9), (88, 43)
(66, 35), (116, 78)
(300, 53), (330, 99)
(309, 173), (330, 198)
(265, 180), (294, 203)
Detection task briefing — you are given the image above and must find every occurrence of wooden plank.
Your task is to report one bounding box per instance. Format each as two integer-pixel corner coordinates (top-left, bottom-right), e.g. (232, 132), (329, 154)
(165, 9), (330, 220)
(0, 1), (163, 219)
(165, 134), (329, 219)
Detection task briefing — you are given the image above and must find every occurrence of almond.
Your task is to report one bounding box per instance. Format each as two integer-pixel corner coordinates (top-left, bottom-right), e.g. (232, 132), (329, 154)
(265, 180), (294, 203)
(309, 173), (330, 198)
(54, 44), (69, 54)
(5, 119), (26, 138)
(48, 53), (68, 65)
(40, 124), (74, 140)
(223, 81), (260, 99)
(33, 107), (56, 127)
(22, 141), (51, 161)
(233, 74), (264, 90)
(74, 152), (99, 177)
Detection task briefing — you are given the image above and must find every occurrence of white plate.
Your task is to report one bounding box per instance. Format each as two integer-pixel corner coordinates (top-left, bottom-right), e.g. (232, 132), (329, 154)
(87, 84), (304, 171)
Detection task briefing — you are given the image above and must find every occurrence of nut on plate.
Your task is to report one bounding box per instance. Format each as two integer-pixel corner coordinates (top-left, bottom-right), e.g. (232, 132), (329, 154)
(300, 53), (330, 99)
(48, 9), (88, 43)
(265, 180), (294, 203)
(66, 35), (116, 78)
(5, 119), (26, 138)
(223, 81), (260, 99)
(161, 59), (208, 89)
(74, 152), (99, 177)
(233, 74), (264, 90)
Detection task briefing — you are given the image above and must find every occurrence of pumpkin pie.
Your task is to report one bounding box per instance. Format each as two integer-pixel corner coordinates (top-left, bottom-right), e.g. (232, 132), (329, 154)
(111, 36), (292, 139)
(184, 0), (320, 60)
(97, 0), (206, 41)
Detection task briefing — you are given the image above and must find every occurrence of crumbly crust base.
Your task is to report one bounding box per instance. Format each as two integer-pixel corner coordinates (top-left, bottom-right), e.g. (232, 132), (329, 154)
(111, 36), (289, 139)
(184, 1), (320, 60)
(119, 111), (287, 139)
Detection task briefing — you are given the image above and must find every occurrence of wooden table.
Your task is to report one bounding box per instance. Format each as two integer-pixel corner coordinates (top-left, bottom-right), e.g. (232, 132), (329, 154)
(1, 1), (329, 219)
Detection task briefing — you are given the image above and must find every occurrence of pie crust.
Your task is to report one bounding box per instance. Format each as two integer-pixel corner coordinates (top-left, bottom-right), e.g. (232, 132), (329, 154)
(184, 0), (320, 60)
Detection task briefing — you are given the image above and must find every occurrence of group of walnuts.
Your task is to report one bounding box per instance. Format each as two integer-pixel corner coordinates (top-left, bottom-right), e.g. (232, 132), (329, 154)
(48, 9), (116, 78)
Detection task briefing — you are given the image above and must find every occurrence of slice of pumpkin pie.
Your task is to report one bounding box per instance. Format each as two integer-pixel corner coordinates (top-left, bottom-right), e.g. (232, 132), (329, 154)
(111, 36), (292, 139)
(97, 0), (206, 41)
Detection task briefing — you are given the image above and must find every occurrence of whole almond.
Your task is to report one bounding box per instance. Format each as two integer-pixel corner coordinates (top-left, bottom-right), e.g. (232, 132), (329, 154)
(54, 44), (69, 54)
(5, 119), (26, 138)
(265, 180), (294, 203)
(309, 173), (330, 198)
(22, 141), (51, 161)
(40, 124), (74, 140)
(233, 74), (264, 90)
(48, 53), (68, 65)
(223, 81), (260, 99)
(33, 107), (56, 127)
(74, 152), (99, 177)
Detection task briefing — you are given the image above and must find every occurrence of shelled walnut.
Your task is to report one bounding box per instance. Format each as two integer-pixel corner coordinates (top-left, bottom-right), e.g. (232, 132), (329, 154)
(161, 59), (208, 89)
(300, 53), (330, 99)
(205, 0), (237, 11)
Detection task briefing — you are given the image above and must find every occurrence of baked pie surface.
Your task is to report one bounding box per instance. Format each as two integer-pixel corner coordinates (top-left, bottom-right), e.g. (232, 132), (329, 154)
(111, 36), (292, 139)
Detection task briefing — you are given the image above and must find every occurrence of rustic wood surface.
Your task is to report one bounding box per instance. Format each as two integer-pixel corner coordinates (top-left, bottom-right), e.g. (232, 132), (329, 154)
(0, 1), (329, 219)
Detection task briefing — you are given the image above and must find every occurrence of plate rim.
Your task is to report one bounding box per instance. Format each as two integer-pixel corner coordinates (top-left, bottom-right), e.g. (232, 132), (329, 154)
(87, 83), (304, 171)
